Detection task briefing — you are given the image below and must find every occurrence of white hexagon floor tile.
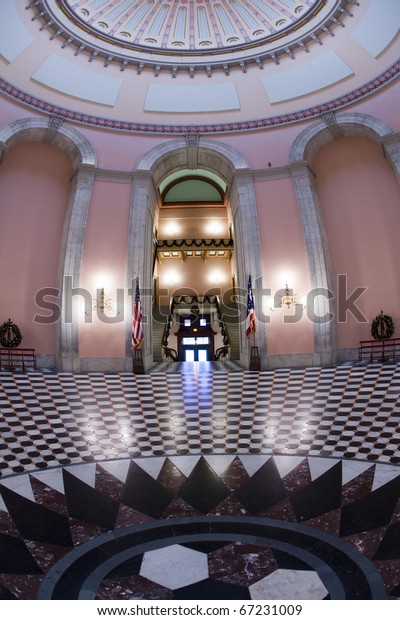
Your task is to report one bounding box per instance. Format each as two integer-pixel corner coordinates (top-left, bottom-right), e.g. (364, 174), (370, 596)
(140, 544), (209, 589)
(249, 569), (328, 600)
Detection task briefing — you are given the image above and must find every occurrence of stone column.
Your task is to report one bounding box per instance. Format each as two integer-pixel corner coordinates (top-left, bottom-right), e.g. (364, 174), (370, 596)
(0, 141), (6, 164)
(56, 165), (96, 371)
(126, 172), (157, 370)
(230, 173), (267, 368)
(290, 162), (337, 366)
(381, 133), (400, 184)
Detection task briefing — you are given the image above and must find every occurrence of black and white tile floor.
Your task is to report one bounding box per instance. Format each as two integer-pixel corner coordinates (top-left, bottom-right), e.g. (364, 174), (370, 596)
(0, 361), (399, 599)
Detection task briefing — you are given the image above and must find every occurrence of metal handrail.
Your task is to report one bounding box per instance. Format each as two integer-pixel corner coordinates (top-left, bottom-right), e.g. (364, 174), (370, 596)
(162, 345), (178, 362)
(215, 345), (230, 361)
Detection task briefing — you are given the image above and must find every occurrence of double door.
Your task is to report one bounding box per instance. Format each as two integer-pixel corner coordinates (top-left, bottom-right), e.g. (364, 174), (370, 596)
(184, 347), (209, 362)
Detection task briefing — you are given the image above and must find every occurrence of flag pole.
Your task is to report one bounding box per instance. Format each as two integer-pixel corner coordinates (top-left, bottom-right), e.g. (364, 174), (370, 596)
(246, 274), (260, 371)
(132, 271), (145, 374)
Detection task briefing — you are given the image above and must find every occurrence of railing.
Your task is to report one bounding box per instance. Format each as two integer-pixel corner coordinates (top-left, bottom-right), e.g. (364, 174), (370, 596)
(213, 296), (231, 354)
(162, 346), (178, 363)
(160, 314), (172, 349)
(215, 346), (229, 361)
(159, 301), (178, 362)
(358, 338), (400, 363)
(157, 238), (233, 249)
(0, 348), (36, 372)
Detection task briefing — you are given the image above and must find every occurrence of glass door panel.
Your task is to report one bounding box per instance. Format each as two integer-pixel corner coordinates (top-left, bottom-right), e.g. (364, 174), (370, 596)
(198, 349), (208, 362)
(185, 349), (195, 362)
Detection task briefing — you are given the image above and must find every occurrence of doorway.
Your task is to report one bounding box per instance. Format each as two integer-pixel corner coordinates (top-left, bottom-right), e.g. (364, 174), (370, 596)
(177, 313), (215, 362)
(184, 348), (209, 362)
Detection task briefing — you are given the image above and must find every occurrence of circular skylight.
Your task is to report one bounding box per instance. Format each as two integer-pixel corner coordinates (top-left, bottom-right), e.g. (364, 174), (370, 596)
(35, 0), (350, 72)
(62, 0), (320, 54)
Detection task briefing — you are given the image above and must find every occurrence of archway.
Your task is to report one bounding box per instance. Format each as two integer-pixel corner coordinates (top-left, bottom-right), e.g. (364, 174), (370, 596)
(127, 137), (266, 369)
(289, 112), (400, 364)
(0, 117), (97, 370)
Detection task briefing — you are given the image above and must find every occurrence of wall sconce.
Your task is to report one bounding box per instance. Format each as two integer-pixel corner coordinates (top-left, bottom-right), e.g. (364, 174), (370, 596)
(93, 288), (114, 313)
(279, 283), (298, 308)
(268, 285), (306, 313)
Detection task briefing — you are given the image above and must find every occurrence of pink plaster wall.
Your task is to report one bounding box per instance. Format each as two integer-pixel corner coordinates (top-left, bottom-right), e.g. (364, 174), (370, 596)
(255, 178), (313, 356)
(0, 141), (72, 353)
(79, 180), (131, 357)
(314, 136), (400, 349)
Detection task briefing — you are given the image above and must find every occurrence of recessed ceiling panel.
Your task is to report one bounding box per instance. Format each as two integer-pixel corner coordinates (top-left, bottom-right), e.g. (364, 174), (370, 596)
(0, 0), (34, 62)
(262, 50), (353, 103)
(351, 0), (400, 58)
(145, 82), (240, 113)
(32, 53), (122, 105)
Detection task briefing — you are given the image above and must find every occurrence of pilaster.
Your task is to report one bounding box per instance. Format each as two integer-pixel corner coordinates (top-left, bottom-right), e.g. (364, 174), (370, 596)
(380, 133), (400, 184)
(290, 161), (337, 366)
(126, 172), (157, 370)
(56, 165), (96, 371)
(230, 174), (267, 368)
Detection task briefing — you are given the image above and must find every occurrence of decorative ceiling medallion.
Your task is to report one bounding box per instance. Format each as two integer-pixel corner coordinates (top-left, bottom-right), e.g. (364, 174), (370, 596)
(29, 0), (357, 75)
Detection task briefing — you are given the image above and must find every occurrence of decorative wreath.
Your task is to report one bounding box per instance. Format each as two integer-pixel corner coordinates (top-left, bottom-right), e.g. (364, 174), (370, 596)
(0, 319), (22, 348)
(371, 311), (394, 340)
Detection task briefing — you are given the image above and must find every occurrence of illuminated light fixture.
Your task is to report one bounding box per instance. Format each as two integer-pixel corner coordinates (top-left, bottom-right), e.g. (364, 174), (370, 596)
(172, 251), (179, 256)
(166, 223), (180, 236)
(207, 221), (224, 235)
(93, 288), (113, 313)
(279, 283), (298, 308)
(209, 251), (216, 256)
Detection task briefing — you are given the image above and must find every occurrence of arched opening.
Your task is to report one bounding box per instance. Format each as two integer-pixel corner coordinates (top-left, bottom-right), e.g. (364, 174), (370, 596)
(289, 112), (400, 364)
(128, 137), (266, 370)
(154, 167), (235, 363)
(313, 135), (400, 351)
(0, 118), (97, 370)
(0, 141), (72, 360)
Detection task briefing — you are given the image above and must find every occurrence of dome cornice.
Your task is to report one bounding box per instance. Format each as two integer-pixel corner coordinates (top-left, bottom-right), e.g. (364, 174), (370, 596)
(28, 0), (357, 77)
(1, 58), (398, 134)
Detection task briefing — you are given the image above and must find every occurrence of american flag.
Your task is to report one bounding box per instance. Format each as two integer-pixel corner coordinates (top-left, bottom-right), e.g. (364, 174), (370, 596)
(131, 282), (144, 350)
(245, 275), (256, 339)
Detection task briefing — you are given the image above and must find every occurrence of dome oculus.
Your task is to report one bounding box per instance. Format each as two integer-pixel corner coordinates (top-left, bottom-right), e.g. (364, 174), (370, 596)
(31, 0), (353, 73)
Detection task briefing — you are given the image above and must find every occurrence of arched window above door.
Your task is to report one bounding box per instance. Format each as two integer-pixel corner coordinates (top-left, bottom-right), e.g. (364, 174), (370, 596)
(160, 169), (226, 205)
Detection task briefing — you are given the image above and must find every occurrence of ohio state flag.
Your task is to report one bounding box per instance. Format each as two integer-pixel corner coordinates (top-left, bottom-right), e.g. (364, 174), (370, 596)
(245, 275), (256, 339)
(131, 282), (144, 350)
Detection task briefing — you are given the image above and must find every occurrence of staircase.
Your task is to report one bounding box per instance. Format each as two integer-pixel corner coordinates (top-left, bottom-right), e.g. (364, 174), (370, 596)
(220, 303), (240, 360)
(225, 318), (240, 360)
(152, 306), (168, 362)
(152, 299), (241, 363)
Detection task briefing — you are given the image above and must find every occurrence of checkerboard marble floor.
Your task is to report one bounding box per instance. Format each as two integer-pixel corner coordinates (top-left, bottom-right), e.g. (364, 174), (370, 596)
(1, 361), (399, 476)
(0, 361), (399, 599)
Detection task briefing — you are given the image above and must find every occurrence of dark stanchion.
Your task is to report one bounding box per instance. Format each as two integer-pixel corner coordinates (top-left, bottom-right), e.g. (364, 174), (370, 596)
(249, 346), (261, 371)
(132, 348), (145, 374)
